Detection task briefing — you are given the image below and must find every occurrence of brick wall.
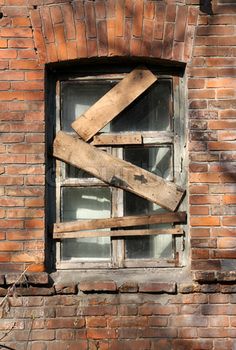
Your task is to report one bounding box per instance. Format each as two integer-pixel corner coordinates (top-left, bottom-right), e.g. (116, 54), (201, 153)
(0, 0), (236, 348)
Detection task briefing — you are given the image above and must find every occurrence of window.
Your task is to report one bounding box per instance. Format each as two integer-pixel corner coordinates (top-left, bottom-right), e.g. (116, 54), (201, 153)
(52, 66), (186, 269)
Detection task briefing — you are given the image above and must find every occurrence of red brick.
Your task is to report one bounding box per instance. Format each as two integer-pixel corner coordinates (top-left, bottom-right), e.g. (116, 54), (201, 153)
(81, 306), (117, 316)
(154, 3), (165, 40)
(148, 316), (168, 327)
(109, 340), (150, 350)
(190, 216), (220, 227)
(166, 4), (176, 22)
(175, 5), (187, 42)
(192, 249), (209, 259)
(115, 0), (124, 37)
(191, 260), (221, 271)
(139, 282), (176, 293)
(162, 23), (174, 59)
(108, 316), (147, 328)
(139, 304), (178, 316)
(85, 2), (96, 38)
(50, 5), (63, 24)
(139, 327), (177, 338)
(191, 238), (217, 248)
(55, 283), (77, 295)
(188, 6), (198, 25)
(97, 20), (108, 56)
(144, 2), (154, 19)
(79, 281), (117, 292)
(172, 40), (184, 61)
(119, 304), (137, 316)
(117, 327), (138, 339)
(40, 7), (54, 43)
(190, 173), (220, 183)
(173, 339), (213, 349)
(86, 317), (107, 328)
(95, 1), (106, 19)
(46, 318), (85, 329)
(132, 0), (144, 37)
(190, 195), (221, 205)
(54, 25), (67, 61)
(76, 20), (87, 58)
(190, 185), (209, 194)
(87, 328), (116, 339)
(1, 28), (32, 38)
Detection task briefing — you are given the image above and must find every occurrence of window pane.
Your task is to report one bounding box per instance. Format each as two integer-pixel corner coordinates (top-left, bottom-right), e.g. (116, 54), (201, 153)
(124, 146), (173, 180)
(124, 146), (173, 260)
(65, 164), (92, 179)
(110, 80), (172, 132)
(61, 82), (114, 132)
(124, 192), (173, 259)
(61, 79), (171, 133)
(61, 187), (111, 260)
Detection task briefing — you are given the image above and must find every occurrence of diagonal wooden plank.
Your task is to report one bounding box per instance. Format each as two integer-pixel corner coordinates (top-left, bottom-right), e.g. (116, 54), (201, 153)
(53, 131), (185, 211)
(54, 212), (186, 233)
(53, 228), (184, 239)
(71, 67), (157, 141)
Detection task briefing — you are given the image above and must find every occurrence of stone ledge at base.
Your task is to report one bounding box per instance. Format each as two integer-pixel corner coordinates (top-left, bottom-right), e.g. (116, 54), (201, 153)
(0, 271), (235, 296)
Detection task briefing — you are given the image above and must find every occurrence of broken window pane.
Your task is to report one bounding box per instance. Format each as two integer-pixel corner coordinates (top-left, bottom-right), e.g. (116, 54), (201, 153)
(61, 187), (111, 260)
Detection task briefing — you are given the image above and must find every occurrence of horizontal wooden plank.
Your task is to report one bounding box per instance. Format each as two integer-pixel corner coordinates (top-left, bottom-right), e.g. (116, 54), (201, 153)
(54, 227), (183, 239)
(91, 133), (142, 146)
(53, 132), (185, 211)
(54, 211), (186, 233)
(142, 136), (173, 144)
(71, 67), (157, 141)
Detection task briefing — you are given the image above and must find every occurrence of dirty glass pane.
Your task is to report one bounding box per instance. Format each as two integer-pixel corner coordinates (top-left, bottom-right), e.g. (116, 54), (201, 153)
(124, 146), (173, 180)
(61, 82), (114, 132)
(124, 146), (173, 259)
(65, 164), (93, 179)
(61, 79), (171, 133)
(110, 80), (172, 132)
(61, 187), (111, 260)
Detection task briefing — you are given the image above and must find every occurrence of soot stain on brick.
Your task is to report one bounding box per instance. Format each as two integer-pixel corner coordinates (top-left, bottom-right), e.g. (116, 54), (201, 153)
(200, 0), (213, 15)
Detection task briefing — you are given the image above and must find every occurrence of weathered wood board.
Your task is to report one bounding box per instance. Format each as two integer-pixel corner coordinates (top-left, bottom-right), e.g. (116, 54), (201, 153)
(54, 209), (186, 233)
(53, 131), (185, 211)
(71, 67), (157, 141)
(54, 227), (183, 239)
(91, 133), (142, 146)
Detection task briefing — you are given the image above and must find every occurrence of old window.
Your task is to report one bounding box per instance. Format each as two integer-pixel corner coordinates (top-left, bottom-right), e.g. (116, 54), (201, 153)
(52, 67), (186, 269)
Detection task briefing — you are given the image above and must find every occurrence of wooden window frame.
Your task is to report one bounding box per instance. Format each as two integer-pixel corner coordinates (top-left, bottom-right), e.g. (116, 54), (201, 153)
(53, 70), (187, 270)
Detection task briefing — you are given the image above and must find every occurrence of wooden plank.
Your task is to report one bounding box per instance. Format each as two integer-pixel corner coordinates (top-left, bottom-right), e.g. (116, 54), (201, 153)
(71, 67), (157, 141)
(54, 210), (186, 233)
(91, 133), (142, 146)
(54, 228), (183, 239)
(53, 131), (185, 211)
(142, 136), (173, 144)
(142, 131), (173, 144)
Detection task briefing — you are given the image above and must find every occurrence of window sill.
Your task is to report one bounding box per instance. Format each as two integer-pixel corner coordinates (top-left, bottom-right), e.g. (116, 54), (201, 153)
(2, 269), (236, 297)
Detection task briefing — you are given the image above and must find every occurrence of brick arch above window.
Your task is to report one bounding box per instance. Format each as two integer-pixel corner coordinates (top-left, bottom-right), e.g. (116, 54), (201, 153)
(30, 1), (199, 65)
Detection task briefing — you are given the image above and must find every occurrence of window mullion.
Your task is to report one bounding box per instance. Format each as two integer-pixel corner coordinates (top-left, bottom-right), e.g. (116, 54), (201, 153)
(111, 147), (125, 268)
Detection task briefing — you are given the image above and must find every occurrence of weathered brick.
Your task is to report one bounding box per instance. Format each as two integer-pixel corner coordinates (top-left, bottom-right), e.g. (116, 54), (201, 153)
(26, 272), (49, 285)
(55, 283), (78, 295)
(119, 282), (138, 293)
(79, 281), (117, 292)
(139, 282), (176, 294)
